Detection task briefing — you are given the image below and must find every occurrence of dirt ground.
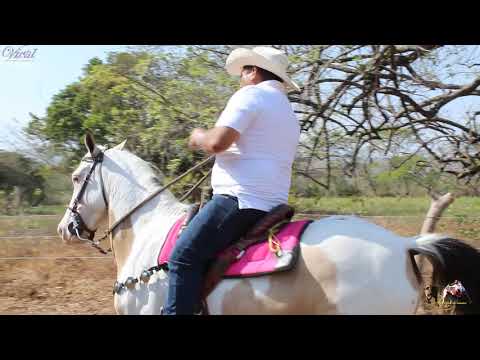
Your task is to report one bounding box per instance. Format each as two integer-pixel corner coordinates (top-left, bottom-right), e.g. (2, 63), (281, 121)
(0, 214), (477, 315)
(0, 238), (116, 315)
(0, 216), (116, 315)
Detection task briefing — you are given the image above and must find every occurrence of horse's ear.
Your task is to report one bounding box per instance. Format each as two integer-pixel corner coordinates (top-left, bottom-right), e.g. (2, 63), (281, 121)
(84, 132), (96, 155)
(113, 139), (127, 151)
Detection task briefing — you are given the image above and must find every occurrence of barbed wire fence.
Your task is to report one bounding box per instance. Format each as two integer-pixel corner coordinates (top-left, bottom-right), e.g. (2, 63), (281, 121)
(1, 213), (478, 260)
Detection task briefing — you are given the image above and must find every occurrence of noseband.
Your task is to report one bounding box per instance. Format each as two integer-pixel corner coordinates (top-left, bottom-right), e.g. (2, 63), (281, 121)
(67, 151), (108, 246)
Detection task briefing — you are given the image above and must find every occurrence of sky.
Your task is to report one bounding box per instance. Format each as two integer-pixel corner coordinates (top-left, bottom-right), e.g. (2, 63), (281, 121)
(0, 45), (129, 150)
(1, 45), (478, 152)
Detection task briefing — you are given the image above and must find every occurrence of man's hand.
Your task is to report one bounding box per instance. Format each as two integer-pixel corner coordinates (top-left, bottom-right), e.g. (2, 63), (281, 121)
(188, 128), (207, 150)
(188, 126), (240, 154)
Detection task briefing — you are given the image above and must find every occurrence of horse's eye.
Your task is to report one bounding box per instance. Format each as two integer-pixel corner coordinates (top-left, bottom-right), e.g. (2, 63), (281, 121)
(72, 176), (80, 183)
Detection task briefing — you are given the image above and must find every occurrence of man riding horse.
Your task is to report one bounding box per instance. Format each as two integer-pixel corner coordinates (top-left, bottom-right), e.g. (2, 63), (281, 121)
(162, 47), (301, 314)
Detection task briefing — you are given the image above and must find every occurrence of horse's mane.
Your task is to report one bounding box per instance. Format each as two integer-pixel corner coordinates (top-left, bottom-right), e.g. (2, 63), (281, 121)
(108, 148), (166, 186)
(146, 161), (166, 186)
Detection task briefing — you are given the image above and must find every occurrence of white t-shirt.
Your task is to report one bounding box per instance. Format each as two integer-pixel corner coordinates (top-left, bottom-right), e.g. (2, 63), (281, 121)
(211, 80), (300, 212)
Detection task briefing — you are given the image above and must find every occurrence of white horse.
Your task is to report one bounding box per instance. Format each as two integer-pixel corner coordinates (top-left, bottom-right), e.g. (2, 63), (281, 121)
(57, 134), (480, 315)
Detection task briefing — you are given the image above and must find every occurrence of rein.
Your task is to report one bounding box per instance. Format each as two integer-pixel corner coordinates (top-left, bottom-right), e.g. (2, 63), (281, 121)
(68, 151), (214, 255)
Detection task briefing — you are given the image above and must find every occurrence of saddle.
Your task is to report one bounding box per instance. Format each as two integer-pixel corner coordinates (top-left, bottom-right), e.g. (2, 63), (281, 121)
(176, 203), (295, 247)
(202, 204), (295, 297)
(157, 202), (312, 313)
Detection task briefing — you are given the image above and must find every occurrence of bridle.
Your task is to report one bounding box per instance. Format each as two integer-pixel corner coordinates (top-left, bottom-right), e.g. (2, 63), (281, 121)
(66, 151), (109, 253)
(66, 149), (214, 255)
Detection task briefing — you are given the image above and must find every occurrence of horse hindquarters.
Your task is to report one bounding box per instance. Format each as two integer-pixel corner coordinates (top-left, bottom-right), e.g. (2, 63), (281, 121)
(209, 221), (422, 314)
(207, 244), (340, 314)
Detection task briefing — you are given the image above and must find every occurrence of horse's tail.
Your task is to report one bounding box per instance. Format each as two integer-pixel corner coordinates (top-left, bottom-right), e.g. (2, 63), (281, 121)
(407, 234), (480, 313)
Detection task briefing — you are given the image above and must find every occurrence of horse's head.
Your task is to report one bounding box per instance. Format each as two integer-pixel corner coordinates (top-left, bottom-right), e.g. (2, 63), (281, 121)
(57, 132), (125, 243)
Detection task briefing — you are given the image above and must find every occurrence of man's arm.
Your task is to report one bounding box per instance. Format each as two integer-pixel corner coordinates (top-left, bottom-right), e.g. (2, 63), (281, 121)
(189, 86), (258, 154)
(188, 126), (240, 154)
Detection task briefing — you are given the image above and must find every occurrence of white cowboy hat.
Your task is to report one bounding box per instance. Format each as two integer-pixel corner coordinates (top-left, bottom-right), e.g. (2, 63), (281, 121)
(225, 46), (301, 92)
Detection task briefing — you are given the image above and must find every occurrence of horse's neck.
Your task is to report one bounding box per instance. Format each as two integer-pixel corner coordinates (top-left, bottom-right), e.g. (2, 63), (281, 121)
(104, 151), (188, 272)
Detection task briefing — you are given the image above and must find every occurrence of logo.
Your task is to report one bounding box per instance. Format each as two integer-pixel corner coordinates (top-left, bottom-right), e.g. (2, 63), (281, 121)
(1, 45), (38, 62)
(424, 281), (472, 307)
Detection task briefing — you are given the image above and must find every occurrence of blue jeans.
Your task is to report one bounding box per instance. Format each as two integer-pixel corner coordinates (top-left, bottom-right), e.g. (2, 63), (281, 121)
(163, 194), (267, 315)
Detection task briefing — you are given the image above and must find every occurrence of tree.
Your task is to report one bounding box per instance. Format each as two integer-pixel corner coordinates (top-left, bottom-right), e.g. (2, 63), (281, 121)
(185, 45), (480, 188)
(25, 49), (238, 198)
(286, 45), (480, 186)
(0, 151), (46, 212)
(26, 45), (480, 199)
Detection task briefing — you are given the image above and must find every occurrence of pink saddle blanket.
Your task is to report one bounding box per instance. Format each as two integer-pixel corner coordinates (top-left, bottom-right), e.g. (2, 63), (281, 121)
(157, 214), (312, 278)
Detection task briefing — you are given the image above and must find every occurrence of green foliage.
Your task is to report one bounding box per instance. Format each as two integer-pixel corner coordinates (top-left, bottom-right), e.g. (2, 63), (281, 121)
(0, 151), (48, 212)
(0, 151), (45, 193)
(375, 156), (417, 183)
(19, 204), (67, 215)
(289, 195), (480, 217)
(21, 45), (480, 211)
(26, 48), (237, 182)
(332, 176), (362, 197)
(370, 155), (442, 196)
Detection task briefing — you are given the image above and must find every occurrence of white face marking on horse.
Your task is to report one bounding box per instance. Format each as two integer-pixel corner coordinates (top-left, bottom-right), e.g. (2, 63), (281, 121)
(57, 134), (126, 244)
(57, 150), (108, 244)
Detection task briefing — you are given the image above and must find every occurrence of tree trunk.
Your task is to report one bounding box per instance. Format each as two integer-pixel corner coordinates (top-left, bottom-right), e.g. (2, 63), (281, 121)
(420, 192), (455, 235)
(418, 193), (455, 314)
(12, 186), (23, 215)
